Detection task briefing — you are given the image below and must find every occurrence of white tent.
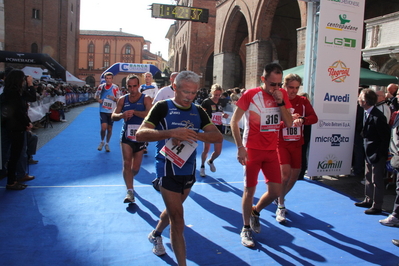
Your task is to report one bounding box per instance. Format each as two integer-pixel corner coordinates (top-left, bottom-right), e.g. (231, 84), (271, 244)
(22, 66), (43, 80)
(66, 71), (85, 86)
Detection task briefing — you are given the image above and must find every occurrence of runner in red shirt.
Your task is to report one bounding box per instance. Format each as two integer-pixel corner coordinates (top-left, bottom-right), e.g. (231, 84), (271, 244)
(230, 63), (293, 248)
(276, 74), (318, 223)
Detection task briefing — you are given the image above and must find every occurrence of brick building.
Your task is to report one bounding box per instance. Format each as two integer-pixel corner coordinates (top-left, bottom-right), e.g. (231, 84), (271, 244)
(3, 0), (80, 75)
(167, 0), (399, 91)
(78, 30), (167, 88)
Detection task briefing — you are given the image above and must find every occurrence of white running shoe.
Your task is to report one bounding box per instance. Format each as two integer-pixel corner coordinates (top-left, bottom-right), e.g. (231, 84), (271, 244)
(250, 210), (261, 233)
(276, 208), (287, 223)
(148, 231), (166, 256)
(200, 167), (206, 177)
(240, 228), (255, 248)
(105, 144), (110, 152)
(379, 215), (399, 227)
(97, 142), (104, 151)
(207, 160), (216, 172)
(123, 190), (135, 203)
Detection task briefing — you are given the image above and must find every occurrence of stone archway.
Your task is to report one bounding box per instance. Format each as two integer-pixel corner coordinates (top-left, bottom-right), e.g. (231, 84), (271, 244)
(214, 5), (248, 90)
(214, 0), (302, 90)
(180, 45), (188, 71)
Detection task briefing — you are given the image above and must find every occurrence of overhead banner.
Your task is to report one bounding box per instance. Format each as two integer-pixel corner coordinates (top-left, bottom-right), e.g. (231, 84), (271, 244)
(100, 63), (161, 83)
(307, 0), (365, 176)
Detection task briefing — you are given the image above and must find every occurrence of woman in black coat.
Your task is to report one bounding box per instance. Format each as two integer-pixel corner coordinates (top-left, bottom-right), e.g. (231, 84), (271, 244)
(1, 69), (34, 190)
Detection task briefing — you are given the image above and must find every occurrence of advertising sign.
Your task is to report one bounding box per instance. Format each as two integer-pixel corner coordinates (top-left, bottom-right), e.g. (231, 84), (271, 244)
(307, 0), (365, 176)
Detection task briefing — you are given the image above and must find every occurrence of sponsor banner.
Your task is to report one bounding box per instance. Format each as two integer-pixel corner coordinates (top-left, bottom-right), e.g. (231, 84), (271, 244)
(119, 63), (150, 73)
(307, 0), (365, 176)
(317, 119), (351, 130)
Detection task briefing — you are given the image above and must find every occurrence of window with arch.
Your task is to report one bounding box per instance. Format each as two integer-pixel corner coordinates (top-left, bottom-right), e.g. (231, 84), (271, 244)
(104, 44), (110, 54)
(31, 43), (38, 53)
(88, 42), (94, 53)
(125, 45), (132, 55)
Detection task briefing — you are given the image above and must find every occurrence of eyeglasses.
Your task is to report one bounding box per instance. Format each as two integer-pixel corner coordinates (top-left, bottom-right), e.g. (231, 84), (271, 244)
(269, 82), (282, 87)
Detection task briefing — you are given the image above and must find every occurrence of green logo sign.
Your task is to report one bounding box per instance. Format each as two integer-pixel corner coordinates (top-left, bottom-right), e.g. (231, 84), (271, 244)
(325, 37), (356, 48)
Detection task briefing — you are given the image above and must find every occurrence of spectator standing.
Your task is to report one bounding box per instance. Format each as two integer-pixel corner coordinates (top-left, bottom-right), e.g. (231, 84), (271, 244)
(275, 74), (318, 223)
(386, 83), (399, 112)
(376, 90), (391, 123)
(111, 74), (152, 203)
(95, 72), (121, 152)
(379, 112), (399, 226)
(0, 70), (35, 190)
(351, 88), (366, 178)
(199, 83), (228, 177)
(230, 63), (293, 247)
(355, 89), (390, 214)
(136, 71), (223, 266)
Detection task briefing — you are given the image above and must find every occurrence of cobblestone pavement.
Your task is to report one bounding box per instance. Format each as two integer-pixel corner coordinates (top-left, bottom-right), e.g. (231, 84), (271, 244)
(33, 103), (396, 214)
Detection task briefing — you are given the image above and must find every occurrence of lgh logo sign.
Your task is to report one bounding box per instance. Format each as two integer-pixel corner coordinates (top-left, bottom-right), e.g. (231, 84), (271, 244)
(324, 37), (356, 48)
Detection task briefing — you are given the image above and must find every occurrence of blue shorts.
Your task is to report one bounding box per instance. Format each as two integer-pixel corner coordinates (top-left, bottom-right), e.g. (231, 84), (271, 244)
(100, 112), (114, 126)
(160, 175), (196, 194)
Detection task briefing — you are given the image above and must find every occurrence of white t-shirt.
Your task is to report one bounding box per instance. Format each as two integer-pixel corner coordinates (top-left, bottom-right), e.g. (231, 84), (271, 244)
(153, 85), (174, 104)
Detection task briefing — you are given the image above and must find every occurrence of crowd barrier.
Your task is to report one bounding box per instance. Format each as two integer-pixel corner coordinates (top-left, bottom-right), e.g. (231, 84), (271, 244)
(28, 92), (95, 122)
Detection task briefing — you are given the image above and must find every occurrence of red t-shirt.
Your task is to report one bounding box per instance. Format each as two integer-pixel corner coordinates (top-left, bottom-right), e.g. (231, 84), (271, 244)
(236, 87), (292, 150)
(278, 95), (318, 147)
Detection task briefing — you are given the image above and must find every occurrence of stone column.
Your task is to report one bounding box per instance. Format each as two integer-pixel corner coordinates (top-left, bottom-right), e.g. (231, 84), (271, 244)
(245, 40), (274, 89)
(213, 52), (237, 90)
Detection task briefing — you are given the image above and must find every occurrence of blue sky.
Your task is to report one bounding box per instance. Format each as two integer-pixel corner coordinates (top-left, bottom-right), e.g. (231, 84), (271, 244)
(80, 0), (176, 59)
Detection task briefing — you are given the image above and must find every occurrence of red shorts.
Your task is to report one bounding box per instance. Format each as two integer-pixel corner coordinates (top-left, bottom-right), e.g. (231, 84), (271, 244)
(277, 144), (302, 169)
(244, 148), (281, 187)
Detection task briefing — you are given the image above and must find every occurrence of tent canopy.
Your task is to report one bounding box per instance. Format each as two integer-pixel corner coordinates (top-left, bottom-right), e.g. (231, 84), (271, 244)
(66, 71), (85, 86)
(283, 65), (398, 86)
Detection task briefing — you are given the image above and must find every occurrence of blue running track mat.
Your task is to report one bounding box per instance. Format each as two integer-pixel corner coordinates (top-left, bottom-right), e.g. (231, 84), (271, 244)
(0, 107), (398, 265)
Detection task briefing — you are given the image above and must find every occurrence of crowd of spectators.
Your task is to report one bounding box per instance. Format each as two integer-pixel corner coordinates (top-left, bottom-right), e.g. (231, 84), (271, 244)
(195, 86), (246, 108)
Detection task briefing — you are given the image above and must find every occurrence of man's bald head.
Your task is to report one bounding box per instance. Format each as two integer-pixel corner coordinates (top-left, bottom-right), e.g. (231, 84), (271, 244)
(387, 83), (398, 96)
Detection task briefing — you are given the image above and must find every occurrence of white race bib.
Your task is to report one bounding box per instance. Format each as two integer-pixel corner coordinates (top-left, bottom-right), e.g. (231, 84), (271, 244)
(125, 124), (140, 141)
(102, 98), (115, 111)
(282, 126), (301, 141)
(260, 107), (280, 132)
(211, 112), (223, 125)
(160, 139), (198, 168)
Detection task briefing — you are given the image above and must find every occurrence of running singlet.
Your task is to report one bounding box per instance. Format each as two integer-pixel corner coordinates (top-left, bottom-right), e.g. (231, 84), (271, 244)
(139, 83), (158, 99)
(144, 99), (212, 177)
(120, 94), (146, 142)
(96, 84), (120, 113)
(236, 87), (292, 150)
(201, 98), (224, 126)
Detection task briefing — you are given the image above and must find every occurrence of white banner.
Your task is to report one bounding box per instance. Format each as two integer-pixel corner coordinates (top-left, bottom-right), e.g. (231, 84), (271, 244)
(119, 63), (150, 73)
(307, 0), (365, 176)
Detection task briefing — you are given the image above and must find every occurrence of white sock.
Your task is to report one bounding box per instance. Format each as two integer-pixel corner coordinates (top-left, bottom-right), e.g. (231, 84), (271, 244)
(127, 189), (133, 192)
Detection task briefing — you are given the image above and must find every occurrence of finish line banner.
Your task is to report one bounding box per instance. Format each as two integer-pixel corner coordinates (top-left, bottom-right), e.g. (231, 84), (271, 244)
(307, 0), (365, 176)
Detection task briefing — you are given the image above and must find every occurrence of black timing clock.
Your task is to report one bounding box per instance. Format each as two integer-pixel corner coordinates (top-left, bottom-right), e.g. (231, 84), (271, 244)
(151, 3), (209, 23)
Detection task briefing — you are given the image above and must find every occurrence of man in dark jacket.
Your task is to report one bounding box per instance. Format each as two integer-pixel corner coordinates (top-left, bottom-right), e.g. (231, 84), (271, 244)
(355, 88), (390, 214)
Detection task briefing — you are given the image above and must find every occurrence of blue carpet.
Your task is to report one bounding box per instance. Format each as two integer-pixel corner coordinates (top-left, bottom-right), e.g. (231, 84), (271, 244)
(0, 107), (398, 265)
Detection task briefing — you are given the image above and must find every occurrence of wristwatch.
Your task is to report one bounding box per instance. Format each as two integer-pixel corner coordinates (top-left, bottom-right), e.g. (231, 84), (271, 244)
(277, 100), (285, 107)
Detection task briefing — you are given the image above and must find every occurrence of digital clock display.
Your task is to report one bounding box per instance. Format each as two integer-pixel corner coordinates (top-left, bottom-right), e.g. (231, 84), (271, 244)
(151, 3), (209, 23)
